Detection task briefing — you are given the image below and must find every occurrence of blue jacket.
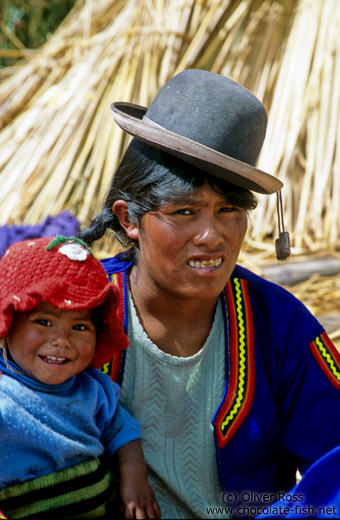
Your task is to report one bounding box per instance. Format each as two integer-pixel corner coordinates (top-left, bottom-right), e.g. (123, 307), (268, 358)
(257, 444), (340, 518)
(101, 253), (340, 508)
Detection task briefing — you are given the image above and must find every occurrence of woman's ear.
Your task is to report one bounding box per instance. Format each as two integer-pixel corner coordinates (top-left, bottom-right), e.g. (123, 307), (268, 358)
(112, 200), (139, 241)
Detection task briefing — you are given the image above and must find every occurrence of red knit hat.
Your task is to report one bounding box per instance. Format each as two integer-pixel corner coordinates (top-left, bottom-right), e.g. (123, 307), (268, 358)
(0, 236), (128, 368)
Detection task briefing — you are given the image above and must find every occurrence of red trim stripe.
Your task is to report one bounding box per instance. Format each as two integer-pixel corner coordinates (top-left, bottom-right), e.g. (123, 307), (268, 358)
(214, 278), (255, 449)
(101, 272), (124, 382)
(309, 331), (340, 389)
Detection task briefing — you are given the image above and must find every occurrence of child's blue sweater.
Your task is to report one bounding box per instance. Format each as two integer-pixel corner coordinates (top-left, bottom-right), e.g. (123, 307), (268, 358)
(0, 354), (140, 488)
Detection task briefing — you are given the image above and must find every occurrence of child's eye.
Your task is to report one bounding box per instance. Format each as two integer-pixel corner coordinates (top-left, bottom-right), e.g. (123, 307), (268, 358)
(73, 324), (87, 331)
(73, 323), (95, 332)
(36, 319), (52, 327)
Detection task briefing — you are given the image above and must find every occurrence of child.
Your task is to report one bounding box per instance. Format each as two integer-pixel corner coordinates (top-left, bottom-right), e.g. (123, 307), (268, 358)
(0, 236), (161, 520)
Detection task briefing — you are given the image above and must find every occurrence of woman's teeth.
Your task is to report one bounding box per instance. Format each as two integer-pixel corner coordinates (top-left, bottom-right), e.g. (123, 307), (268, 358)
(188, 258), (222, 268)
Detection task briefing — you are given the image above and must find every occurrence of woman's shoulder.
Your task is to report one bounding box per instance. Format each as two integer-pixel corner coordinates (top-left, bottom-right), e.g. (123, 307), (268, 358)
(231, 263), (324, 343)
(100, 250), (134, 275)
(232, 263), (306, 307)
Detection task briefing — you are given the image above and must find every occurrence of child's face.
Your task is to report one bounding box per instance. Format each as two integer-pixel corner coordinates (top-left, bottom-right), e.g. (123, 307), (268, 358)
(7, 302), (97, 385)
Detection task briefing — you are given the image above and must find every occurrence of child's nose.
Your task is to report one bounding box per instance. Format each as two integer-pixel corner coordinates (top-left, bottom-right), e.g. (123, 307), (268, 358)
(50, 330), (72, 349)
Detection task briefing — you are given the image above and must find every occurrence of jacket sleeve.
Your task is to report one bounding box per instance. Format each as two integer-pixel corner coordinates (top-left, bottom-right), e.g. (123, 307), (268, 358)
(256, 444), (340, 518)
(252, 280), (340, 475)
(278, 326), (340, 473)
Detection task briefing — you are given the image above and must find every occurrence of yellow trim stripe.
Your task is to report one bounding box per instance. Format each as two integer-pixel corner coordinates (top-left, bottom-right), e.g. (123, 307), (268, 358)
(316, 336), (340, 382)
(214, 277), (255, 449)
(221, 278), (247, 430)
(309, 332), (340, 389)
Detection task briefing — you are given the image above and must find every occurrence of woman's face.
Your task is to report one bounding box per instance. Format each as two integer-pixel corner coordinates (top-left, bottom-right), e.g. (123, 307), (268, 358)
(127, 181), (248, 301)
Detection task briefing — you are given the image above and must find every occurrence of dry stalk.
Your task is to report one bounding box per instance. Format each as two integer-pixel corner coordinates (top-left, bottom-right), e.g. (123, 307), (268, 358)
(0, 0), (340, 262)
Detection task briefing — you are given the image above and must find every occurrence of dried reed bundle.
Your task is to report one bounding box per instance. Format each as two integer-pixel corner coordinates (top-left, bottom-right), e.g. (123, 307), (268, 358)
(0, 0), (339, 261)
(252, 0), (340, 254)
(284, 270), (340, 350)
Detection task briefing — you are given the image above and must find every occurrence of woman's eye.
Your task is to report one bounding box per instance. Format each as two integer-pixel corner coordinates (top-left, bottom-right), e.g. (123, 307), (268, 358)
(220, 206), (238, 213)
(174, 208), (192, 215)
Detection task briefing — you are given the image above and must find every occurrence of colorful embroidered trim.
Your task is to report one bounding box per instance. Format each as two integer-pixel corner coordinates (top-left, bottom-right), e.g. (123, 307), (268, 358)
(101, 271), (126, 383)
(214, 277), (255, 449)
(309, 332), (340, 389)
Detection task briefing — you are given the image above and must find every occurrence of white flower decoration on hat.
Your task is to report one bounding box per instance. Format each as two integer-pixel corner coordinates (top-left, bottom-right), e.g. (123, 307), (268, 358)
(59, 242), (88, 262)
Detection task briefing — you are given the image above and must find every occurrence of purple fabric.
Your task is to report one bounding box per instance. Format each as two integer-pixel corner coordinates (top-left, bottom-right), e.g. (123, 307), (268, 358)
(0, 211), (80, 257)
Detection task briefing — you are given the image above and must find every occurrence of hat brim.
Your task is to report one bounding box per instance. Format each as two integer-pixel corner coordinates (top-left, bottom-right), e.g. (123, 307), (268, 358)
(111, 102), (283, 195)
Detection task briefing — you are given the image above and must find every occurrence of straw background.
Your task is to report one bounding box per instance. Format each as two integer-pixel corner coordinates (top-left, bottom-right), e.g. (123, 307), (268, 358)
(1, 0), (340, 343)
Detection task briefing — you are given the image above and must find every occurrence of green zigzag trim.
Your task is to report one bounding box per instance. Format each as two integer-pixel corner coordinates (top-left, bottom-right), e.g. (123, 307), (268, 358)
(316, 336), (340, 381)
(221, 278), (247, 431)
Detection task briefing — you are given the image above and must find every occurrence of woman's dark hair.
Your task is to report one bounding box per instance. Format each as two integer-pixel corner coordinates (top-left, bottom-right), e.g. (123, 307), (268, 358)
(80, 139), (257, 260)
(92, 306), (105, 336)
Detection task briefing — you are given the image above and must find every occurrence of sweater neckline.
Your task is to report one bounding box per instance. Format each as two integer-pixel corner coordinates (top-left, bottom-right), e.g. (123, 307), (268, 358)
(0, 353), (75, 394)
(127, 287), (224, 365)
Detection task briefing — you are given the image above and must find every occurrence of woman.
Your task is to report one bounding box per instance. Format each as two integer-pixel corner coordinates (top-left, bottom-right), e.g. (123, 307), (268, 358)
(80, 70), (340, 519)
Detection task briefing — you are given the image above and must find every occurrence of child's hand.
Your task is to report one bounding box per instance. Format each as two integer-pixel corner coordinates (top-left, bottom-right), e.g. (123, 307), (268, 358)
(119, 469), (161, 519)
(115, 440), (161, 519)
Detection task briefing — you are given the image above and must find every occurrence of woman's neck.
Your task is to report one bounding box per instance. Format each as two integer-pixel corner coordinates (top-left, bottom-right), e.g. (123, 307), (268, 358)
(128, 268), (220, 357)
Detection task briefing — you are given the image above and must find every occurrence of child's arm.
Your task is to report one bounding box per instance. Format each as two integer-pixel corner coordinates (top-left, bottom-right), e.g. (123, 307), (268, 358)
(115, 439), (161, 519)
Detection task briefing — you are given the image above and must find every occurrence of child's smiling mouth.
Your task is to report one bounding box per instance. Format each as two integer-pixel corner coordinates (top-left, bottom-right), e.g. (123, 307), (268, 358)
(39, 355), (69, 365)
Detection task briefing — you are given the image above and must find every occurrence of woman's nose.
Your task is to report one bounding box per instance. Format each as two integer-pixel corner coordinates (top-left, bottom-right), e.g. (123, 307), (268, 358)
(192, 217), (224, 248)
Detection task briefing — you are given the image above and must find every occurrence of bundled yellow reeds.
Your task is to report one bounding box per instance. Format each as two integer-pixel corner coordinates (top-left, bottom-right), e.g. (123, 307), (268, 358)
(285, 270), (340, 349)
(253, 0), (340, 255)
(0, 0), (340, 260)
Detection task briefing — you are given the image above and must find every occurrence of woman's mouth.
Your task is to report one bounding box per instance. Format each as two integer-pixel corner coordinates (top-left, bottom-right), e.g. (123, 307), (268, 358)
(188, 257), (222, 269)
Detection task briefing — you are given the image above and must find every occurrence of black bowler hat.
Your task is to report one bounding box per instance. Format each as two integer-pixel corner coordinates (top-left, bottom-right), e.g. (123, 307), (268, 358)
(110, 69), (283, 195)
